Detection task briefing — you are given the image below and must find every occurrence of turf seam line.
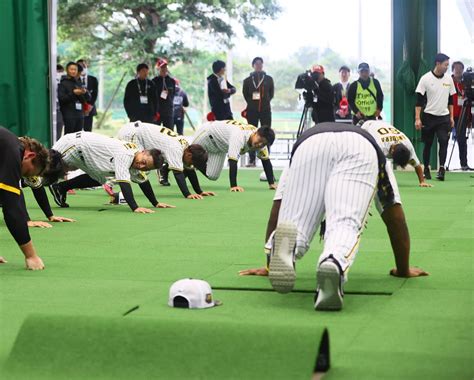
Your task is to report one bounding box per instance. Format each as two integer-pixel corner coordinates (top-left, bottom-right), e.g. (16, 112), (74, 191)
(211, 286), (393, 296)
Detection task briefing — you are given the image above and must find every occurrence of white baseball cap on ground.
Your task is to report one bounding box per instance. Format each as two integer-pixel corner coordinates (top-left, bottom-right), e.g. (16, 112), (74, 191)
(168, 279), (222, 309)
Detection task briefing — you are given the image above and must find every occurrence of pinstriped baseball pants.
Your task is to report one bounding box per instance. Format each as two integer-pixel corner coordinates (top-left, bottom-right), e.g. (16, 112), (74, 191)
(278, 132), (378, 274)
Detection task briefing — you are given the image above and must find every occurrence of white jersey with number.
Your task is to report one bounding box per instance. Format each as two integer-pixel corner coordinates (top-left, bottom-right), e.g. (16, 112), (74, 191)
(52, 131), (147, 184)
(191, 120), (269, 161)
(362, 120), (420, 167)
(118, 121), (188, 172)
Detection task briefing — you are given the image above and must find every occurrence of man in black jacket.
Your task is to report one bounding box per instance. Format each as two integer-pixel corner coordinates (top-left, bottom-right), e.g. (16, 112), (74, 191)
(243, 57), (274, 166)
(124, 63), (158, 123)
(58, 62), (91, 134)
(310, 65), (335, 124)
(77, 59), (99, 132)
(347, 62), (384, 125)
(208, 60), (236, 120)
(0, 128), (49, 270)
(152, 58), (176, 130)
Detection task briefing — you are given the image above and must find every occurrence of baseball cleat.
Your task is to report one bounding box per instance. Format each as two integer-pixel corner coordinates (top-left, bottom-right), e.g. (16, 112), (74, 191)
(436, 166), (445, 181)
(314, 257), (344, 311)
(269, 222), (297, 293)
(103, 183), (115, 196)
(49, 183), (69, 208)
(423, 166), (431, 180)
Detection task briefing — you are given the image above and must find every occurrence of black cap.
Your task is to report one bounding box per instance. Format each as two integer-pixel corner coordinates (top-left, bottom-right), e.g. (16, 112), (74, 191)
(358, 62), (370, 72)
(339, 65), (350, 72)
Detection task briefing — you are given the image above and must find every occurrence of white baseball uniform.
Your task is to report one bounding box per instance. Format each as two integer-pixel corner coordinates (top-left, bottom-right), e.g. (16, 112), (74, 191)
(191, 120), (269, 180)
(118, 121), (188, 172)
(362, 120), (421, 213)
(53, 131), (147, 184)
(274, 129), (383, 277)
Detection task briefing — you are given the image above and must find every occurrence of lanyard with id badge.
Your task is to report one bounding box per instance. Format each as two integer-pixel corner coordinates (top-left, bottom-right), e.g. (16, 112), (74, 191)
(160, 79), (168, 100)
(136, 79), (148, 104)
(252, 74), (265, 100)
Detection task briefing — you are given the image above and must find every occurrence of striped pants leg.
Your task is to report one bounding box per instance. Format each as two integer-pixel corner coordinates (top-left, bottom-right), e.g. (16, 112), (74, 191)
(278, 132), (378, 276)
(206, 152), (227, 181)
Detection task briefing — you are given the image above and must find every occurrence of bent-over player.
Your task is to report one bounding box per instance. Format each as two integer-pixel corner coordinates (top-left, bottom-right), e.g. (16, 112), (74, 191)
(191, 120), (277, 192)
(361, 120), (432, 188)
(240, 123), (428, 311)
(118, 121), (213, 199)
(0, 127), (48, 270)
(49, 131), (173, 213)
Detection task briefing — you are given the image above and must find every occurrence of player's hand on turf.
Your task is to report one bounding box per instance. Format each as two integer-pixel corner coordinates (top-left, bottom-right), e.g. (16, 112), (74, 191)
(230, 186), (245, 192)
(200, 191), (216, 197)
(390, 267), (429, 277)
(419, 182), (432, 188)
(134, 207), (155, 214)
(239, 267), (269, 276)
(25, 255), (45, 270)
(48, 216), (76, 223)
(156, 202), (176, 208)
(27, 221), (52, 228)
(415, 118), (423, 130)
(269, 183), (278, 190)
(187, 194), (203, 200)
(0, 256), (7, 264)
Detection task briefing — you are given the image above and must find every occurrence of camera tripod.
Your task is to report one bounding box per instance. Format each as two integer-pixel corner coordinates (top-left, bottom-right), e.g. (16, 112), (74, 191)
(296, 96), (314, 138)
(446, 98), (473, 170)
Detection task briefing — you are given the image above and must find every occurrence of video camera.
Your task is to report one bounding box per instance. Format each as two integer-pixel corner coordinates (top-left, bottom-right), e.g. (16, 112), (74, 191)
(462, 67), (474, 101)
(295, 70), (320, 92)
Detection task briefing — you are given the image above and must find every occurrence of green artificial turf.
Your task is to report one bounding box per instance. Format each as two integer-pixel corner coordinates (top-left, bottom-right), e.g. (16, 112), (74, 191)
(0, 170), (473, 379)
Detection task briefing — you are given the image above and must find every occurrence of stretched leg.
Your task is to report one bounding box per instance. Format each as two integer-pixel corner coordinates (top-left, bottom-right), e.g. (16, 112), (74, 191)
(269, 135), (334, 293)
(315, 133), (378, 311)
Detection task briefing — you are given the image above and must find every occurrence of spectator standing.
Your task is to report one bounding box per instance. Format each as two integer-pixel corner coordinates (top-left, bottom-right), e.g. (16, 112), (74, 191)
(310, 65), (335, 124)
(348, 62), (384, 125)
(172, 79), (189, 135)
(55, 64), (65, 140)
(451, 61), (472, 171)
(77, 59), (99, 132)
(242, 57), (274, 167)
(152, 58), (176, 130)
(58, 62), (91, 134)
(124, 63), (157, 123)
(333, 65), (352, 121)
(415, 53), (456, 181)
(207, 60), (236, 120)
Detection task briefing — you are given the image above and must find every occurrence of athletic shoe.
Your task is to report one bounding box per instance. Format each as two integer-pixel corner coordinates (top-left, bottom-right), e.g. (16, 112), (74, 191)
(67, 189), (76, 195)
(103, 183), (115, 196)
(246, 162), (256, 168)
(436, 166), (445, 181)
(461, 166), (473, 171)
(314, 257), (344, 311)
(160, 179), (171, 186)
(423, 166), (431, 180)
(268, 222), (297, 293)
(49, 184), (69, 208)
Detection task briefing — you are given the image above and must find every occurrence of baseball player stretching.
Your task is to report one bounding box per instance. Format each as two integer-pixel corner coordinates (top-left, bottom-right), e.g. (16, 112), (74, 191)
(49, 131), (174, 213)
(361, 120), (432, 189)
(240, 123), (428, 311)
(191, 120), (277, 192)
(118, 121), (213, 199)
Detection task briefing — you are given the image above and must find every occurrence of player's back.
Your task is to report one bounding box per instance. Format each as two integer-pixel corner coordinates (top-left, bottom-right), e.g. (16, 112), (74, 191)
(362, 120), (409, 157)
(193, 120), (255, 152)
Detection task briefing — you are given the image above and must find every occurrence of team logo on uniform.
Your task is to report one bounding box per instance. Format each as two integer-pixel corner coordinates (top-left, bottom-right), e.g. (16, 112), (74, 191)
(205, 293), (213, 304)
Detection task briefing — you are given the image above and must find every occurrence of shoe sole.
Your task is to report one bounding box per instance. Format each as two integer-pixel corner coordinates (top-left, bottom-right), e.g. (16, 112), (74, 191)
(315, 261), (343, 311)
(268, 222), (297, 294)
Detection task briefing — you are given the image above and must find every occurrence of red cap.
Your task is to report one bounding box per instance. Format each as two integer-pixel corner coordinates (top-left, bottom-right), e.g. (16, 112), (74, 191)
(156, 58), (168, 68)
(311, 64), (324, 74)
(241, 109), (248, 120)
(206, 112), (216, 121)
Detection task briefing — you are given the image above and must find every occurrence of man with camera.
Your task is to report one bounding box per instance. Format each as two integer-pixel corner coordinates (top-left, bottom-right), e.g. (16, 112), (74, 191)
(348, 62), (384, 125)
(415, 53), (456, 181)
(451, 61), (473, 171)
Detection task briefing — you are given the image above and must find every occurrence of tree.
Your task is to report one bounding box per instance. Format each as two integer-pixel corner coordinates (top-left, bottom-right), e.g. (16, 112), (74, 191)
(58, 0), (281, 66)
